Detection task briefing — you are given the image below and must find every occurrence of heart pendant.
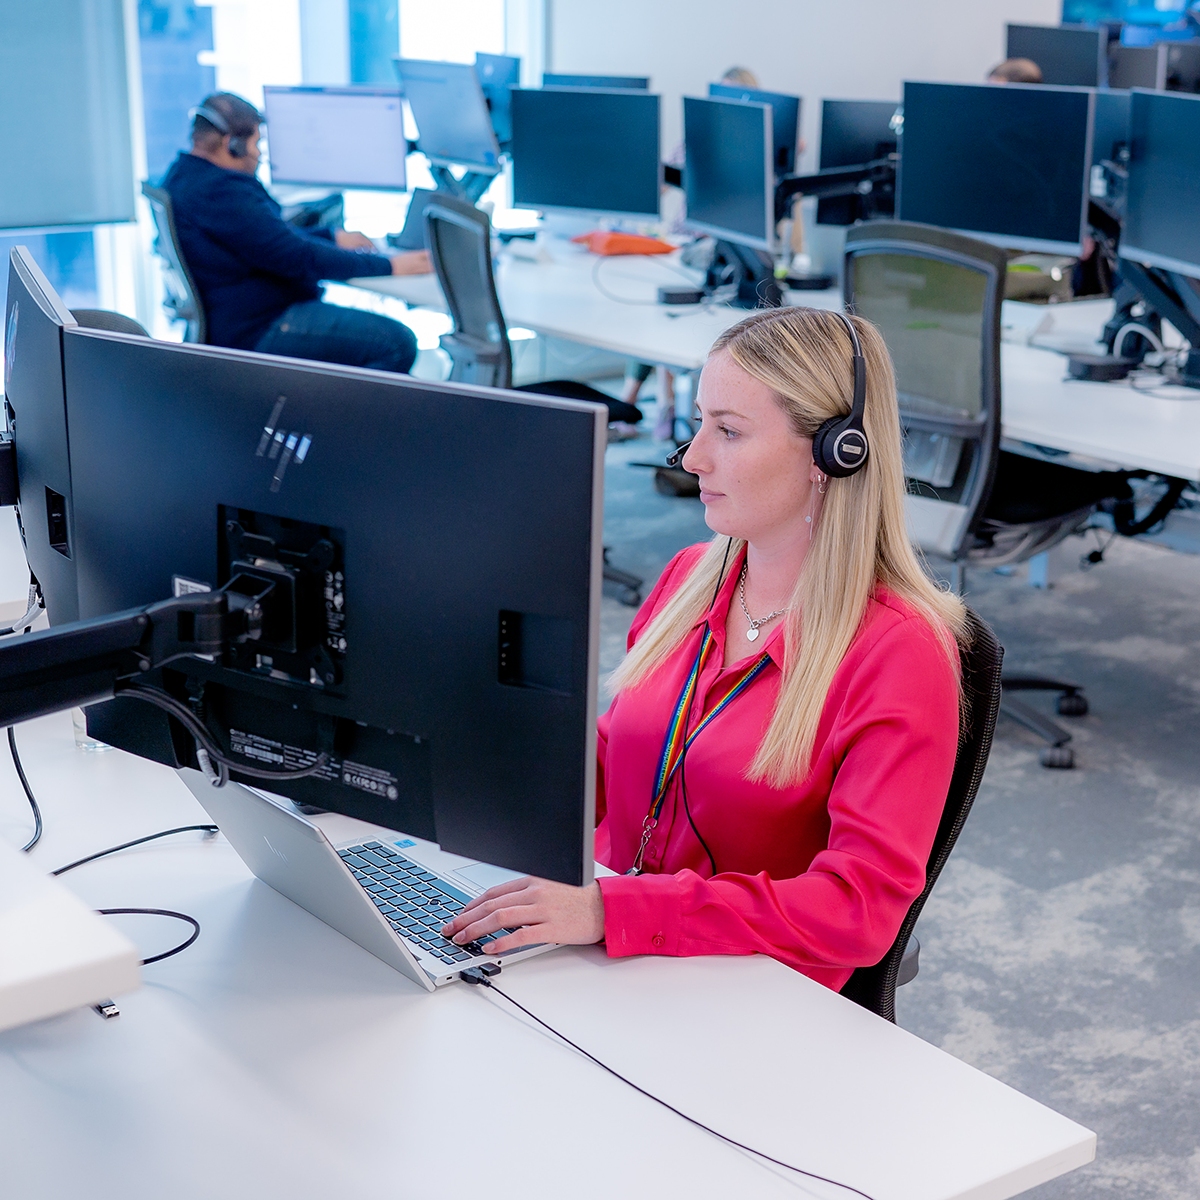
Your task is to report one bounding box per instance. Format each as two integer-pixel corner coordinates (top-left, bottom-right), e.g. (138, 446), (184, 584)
(746, 627), (760, 642)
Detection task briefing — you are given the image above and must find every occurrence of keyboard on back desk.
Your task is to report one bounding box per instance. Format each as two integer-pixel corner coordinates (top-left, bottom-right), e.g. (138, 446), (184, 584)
(337, 841), (518, 966)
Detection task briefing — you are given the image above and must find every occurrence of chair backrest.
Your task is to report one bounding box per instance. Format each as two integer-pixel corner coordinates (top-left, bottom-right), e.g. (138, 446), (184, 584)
(844, 221), (1007, 561)
(424, 194), (512, 389)
(840, 607), (1003, 1021)
(69, 309), (149, 337)
(141, 182), (207, 344)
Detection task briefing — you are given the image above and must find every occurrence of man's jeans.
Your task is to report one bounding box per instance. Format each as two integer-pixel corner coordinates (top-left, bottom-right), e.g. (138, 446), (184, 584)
(255, 300), (418, 374)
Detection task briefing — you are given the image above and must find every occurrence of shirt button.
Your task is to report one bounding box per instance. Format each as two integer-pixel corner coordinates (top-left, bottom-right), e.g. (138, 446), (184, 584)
(651, 933), (665, 948)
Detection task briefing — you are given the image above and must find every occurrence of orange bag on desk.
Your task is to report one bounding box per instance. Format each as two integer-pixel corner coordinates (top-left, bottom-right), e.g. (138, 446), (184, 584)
(571, 231), (673, 256)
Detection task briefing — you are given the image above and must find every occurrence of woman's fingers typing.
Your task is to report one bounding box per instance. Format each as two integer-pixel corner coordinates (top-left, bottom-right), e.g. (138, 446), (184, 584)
(440, 877), (605, 952)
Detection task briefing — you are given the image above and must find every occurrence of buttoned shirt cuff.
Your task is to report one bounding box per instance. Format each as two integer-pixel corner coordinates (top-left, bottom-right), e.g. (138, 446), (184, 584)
(597, 873), (682, 957)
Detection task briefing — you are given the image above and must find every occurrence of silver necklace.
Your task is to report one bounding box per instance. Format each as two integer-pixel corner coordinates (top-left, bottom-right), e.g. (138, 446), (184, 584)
(738, 562), (790, 642)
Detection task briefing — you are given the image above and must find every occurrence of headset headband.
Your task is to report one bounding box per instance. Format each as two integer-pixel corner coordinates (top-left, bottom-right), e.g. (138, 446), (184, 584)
(189, 105), (231, 135)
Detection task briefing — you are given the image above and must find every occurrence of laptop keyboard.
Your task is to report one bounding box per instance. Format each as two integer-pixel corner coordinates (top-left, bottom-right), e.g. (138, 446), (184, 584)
(338, 841), (517, 967)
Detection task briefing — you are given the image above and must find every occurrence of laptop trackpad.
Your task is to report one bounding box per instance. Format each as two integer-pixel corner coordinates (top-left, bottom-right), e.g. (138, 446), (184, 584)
(453, 862), (525, 892)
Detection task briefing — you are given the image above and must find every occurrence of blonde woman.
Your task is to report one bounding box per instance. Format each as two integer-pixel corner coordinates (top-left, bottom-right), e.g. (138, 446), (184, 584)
(444, 307), (967, 990)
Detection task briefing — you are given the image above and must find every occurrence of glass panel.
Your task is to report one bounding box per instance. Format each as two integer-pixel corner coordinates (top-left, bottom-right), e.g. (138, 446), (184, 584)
(850, 252), (987, 421)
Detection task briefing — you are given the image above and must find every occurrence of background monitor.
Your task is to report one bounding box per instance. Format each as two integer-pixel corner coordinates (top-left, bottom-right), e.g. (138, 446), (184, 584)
(51, 327), (603, 885)
(707, 82), (801, 175)
(1063, 0), (1193, 25)
(509, 87), (660, 218)
(541, 73), (649, 89)
(263, 86), (407, 191)
(1166, 41), (1200, 91)
(3, 248), (80, 624)
(683, 95), (773, 251)
(395, 59), (502, 172)
(898, 81), (1093, 255)
(817, 98), (900, 226)
(1121, 88), (1200, 278)
(1006, 23), (1109, 85)
(1093, 87), (1133, 162)
(474, 51), (521, 144)
(1109, 43), (1168, 88)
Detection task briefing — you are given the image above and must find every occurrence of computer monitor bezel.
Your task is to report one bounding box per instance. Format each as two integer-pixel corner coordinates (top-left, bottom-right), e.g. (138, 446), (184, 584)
(508, 86), (662, 221)
(682, 95), (775, 253)
(394, 58), (504, 175)
(262, 84), (409, 192)
(897, 80), (1095, 257)
(706, 82), (801, 177)
(1119, 87), (1200, 279)
(540, 73), (650, 90)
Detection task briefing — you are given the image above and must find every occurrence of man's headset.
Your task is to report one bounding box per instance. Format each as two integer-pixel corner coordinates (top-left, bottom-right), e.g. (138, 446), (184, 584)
(666, 310), (870, 479)
(188, 104), (251, 158)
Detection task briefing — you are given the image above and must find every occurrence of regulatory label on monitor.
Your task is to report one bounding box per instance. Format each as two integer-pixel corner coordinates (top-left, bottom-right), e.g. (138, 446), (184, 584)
(229, 729), (400, 799)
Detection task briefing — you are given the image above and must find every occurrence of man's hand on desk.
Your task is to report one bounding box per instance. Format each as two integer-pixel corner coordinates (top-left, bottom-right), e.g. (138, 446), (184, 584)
(441, 876), (605, 952)
(334, 229), (377, 251)
(390, 249), (433, 276)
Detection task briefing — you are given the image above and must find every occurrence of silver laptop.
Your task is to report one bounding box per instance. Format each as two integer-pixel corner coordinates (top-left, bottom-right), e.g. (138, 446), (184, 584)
(178, 768), (559, 990)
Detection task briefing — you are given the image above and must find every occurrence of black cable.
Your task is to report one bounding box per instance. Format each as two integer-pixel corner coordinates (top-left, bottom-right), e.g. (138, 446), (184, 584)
(51, 824), (219, 877)
(97, 908), (201, 965)
(464, 970), (877, 1200)
(10, 726), (43, 853)
(114, 683), (329, 782)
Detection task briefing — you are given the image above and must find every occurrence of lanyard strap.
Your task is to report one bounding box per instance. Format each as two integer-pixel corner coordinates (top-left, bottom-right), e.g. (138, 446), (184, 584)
(629, 628), (771, 874)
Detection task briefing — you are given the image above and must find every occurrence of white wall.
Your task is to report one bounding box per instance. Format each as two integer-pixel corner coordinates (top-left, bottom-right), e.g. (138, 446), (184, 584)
(547, 0), (1060, 170)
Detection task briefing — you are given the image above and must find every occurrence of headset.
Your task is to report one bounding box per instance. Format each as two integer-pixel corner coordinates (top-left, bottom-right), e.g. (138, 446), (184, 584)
(188, 104), (251, 159)
(665, 310), (870, 478)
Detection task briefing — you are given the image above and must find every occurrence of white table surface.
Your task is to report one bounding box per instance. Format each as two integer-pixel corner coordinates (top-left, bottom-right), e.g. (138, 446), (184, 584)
(0, 710), (1094, 1200)
(353, 245), (1200, 483)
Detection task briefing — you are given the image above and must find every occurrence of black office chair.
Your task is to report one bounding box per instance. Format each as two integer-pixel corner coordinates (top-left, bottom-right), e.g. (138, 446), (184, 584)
(141, 182), (207, 343)
(840, 607), (1003, 1022)
(844, 221), (1142, 769)
(70, 309), (149, 337)
(424, 194), (645, 605)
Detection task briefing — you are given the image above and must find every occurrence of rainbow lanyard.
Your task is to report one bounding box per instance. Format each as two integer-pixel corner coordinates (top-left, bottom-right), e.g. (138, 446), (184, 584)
(628, 626), (772, 875)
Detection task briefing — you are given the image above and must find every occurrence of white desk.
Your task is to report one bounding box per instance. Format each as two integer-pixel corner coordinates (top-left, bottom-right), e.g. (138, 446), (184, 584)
(0, 710), (1094, 1200)
(353, 245), (1200, 483)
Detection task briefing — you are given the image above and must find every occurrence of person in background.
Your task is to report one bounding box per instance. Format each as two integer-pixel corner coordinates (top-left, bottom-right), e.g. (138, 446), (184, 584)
(625, 67), (766, 441)
(987, 58), (1043, 83)
(161, 92), (431, 373)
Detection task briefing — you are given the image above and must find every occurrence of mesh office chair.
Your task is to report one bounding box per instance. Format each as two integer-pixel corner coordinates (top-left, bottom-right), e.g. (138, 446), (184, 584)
(841, 607), (1003, 1022)
(70, 309), (149, 337)
(844, 221), (1137, 769)
(141, 183), (207, 343)
(424, 194), (645, 604)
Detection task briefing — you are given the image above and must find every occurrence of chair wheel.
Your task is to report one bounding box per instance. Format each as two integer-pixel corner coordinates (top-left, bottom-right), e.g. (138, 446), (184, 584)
(1040, 746), (1075, 769)
(1056, 693), (1088, 717)
(619, 588), (641, 608)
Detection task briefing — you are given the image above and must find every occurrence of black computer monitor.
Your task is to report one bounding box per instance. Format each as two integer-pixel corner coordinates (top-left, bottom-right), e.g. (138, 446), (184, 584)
(1093, 87), (1133, 162)
(706, 83), (801, 176)
(509, 87), (660, 219)
(1006, 23), (1109, 85)
(1109, 43), (1168, 88)
(3, 248), (79, 625)
(394, 59), (502, 173)
(262, 86), (408, 191)
(1165, 41), (1200, 92)
(1121, 88), (1200, 278)
(475, 52), (521, 144)
(15, 312), (603, 884)
(898, 81), (1093, 255)
(541, 73), (649, 89)
(683, 95), (773, 252)
(816, 99), (899, 226)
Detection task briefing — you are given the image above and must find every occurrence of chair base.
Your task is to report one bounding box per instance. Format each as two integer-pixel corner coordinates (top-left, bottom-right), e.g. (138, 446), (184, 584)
(603, 548), (642, 607)
(1000, 675), (1088, 769)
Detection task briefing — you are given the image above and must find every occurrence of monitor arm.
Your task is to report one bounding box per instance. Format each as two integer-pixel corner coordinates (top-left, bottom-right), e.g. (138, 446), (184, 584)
(0, 574), (271, 729)
(774, 157), (897, 224)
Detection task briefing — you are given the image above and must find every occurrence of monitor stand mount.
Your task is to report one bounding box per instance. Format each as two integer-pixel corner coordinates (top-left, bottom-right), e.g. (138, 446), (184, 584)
(429, 165), (496, 205)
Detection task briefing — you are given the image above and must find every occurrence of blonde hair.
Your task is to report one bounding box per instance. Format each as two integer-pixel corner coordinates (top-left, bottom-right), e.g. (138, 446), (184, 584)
(609, 307), (968, 788)
(720, 66), (760, 89)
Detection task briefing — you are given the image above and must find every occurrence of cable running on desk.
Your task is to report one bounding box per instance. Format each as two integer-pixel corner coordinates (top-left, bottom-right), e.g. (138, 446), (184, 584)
(463, 968), (878, 1200)
(10, 727), (43, 853)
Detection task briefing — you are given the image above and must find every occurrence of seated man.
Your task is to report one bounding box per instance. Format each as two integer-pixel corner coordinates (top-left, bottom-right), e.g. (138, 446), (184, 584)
(162, 91), (430, 373)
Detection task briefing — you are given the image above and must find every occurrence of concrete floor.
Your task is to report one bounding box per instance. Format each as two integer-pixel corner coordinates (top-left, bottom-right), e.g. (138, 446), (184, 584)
(599, 414), (1200, 1200)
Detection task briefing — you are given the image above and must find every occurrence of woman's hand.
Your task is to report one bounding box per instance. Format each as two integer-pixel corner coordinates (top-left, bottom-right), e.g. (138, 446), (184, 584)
(441, 877), (605, 954)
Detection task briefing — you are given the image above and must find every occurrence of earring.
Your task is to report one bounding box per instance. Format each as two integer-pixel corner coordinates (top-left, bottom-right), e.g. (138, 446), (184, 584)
(817, 473), (827, 495)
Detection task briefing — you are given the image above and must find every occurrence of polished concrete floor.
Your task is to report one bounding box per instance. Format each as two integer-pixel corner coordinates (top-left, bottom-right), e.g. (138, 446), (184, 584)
(599, 415), (1200, 1200)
